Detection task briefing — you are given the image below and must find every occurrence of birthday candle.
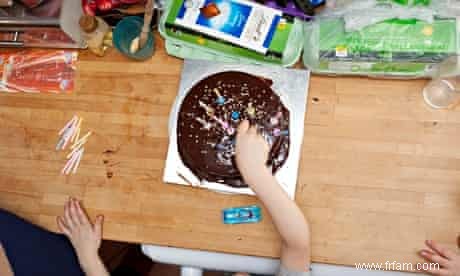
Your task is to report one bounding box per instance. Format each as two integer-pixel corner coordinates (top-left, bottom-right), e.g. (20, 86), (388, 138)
(61, 150), (80, 175)
(210, 115), (233, 134)
(58, 115), (78, 136)
(71, 117), (82, 143)
(71, 148), (84, 174)
(55, 137), (65, 150)
(212, 115), (227, 129)
(61, 125), (76, 150)
(71, 131), (92, 150)
(67, 140), (85, 159)
(213, 88), (222, 98)
(65, 149), (83, 175)
(213, 88), (226, 105)
(199, 101), (214, 115)
(195, 117), (211, 129)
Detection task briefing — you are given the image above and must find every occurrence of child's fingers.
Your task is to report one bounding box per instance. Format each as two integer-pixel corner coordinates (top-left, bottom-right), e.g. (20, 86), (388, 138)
(64, 199), (75, 228)
(56, 216), (71, 236)
(248, 125), (258, 135)
(69, 198), (82, 226)
(237, 120), (250, 135)
(94, 215), (104, 241)
(75, 200), (90, 226)
(419, 250), (449, 267)
(236, 120), (249, 145)
(426, 240), (455, 259)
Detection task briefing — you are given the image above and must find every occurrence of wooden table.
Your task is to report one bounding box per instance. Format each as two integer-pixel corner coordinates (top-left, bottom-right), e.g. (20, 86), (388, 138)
(0, 36), (459, 270)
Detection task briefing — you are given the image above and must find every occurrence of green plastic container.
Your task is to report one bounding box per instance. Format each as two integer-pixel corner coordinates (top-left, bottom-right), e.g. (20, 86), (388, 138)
(302, 17), (460, 78)
(158, 0), (304, 67)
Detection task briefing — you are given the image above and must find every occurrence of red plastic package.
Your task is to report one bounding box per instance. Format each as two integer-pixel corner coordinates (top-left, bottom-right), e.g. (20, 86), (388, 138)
(18, 0), (46, 8)
(0, 50), (78, 94)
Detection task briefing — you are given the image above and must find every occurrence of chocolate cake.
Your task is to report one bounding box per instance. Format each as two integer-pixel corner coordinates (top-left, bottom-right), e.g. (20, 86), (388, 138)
(177, 71), (290, 188)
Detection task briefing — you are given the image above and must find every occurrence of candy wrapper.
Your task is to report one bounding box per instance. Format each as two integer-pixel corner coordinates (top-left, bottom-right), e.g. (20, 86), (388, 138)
(0, 50), (78, 93)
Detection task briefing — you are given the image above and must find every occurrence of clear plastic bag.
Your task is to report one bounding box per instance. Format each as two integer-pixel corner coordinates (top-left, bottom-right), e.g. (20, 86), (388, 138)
(0, 50), (78, 93)
(303, 2), (459, 78)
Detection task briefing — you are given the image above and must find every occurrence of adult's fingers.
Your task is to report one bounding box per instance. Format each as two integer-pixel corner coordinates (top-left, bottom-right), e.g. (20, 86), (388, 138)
(426, 240), (455, 259)
(56, 216), (71, 236)
(419, 250), (449, 268)
(74, 200), (90, 226)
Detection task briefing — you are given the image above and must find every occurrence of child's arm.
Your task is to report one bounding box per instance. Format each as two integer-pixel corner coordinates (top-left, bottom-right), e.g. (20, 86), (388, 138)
(235, 121), (311, 271)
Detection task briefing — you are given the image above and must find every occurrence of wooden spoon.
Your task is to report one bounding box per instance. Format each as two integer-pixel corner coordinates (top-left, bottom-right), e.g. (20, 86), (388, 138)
(138, 0), (154, 50)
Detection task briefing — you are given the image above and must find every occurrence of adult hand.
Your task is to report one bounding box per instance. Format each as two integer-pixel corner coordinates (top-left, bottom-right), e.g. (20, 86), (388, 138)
(419, 240), (460, 276)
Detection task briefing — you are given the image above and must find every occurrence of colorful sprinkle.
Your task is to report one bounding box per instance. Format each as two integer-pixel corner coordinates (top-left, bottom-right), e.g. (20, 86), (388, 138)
(246, 103), (256, 118)
(231, 111), (240, 121)
(216, 96), (226, 105)
(280, 130), (289, 136)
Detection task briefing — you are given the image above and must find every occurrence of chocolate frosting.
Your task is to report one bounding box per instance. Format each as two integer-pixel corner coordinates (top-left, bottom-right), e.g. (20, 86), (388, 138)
(177, 71), (290, 188)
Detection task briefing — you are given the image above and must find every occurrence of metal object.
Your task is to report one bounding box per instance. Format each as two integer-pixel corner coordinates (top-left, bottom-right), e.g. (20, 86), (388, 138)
(0, 31), (23, 47)
(0, 0), (85, 48)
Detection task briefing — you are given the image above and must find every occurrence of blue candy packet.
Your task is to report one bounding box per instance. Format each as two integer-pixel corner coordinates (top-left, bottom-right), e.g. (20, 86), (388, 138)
(222, 205), (262, 224)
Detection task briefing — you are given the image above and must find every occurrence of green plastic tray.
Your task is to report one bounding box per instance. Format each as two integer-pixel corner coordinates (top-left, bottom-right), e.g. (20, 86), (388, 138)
(158, 0), (305, 67)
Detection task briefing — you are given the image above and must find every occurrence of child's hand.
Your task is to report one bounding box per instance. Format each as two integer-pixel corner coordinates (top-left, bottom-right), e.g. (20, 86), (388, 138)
(419, 240), (460, 276)
(57, 198), (104, 272)
(235, 120), (269, 177)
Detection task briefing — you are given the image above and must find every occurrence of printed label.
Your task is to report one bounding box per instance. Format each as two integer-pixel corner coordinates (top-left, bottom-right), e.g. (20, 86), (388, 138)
(335, 45), (348, 58)
(174, 0), (282, 53)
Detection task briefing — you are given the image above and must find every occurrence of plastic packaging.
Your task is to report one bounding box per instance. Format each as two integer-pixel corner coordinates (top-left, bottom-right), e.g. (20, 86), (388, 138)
(222, 205), (262, 224)
(158, 0), (304, 67)
(324, 0), (460, 19)
(0, 50), (78, 93)
(303, 2), (460, 78)
(423, 76), (460, 109)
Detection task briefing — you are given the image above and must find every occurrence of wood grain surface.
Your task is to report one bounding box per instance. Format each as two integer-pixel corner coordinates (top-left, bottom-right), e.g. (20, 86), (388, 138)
(0, 34), (459, 271)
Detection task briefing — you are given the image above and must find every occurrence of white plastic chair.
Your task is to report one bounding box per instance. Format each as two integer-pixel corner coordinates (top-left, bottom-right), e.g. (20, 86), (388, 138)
(141, 244), (421, 276)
